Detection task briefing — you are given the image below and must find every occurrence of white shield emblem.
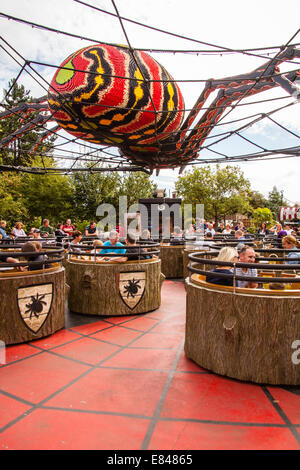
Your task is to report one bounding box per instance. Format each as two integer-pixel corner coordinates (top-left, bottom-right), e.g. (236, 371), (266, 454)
(17, 283), (53, 334)
(119, 272), (146, 310)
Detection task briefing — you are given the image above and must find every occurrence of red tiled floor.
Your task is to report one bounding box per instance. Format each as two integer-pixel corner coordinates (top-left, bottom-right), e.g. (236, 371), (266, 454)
(0, 393), (32, 429)
(1, 279), (299, 450)
(0, 408), (149, 450)
(150, 320), (185, 335)
(267, 387), (300, 424)
(148, 420), (300, 450)
(129, 332), (183, 349)
(121, 317), (159, 332)
(45, 368), (168, 416)
(90, 326), (142, 347)
(2, 344), (41, 365)
(103, 315), (138, 325)
(29, 329), (81, 349)
(103, 347), (178, 370)
(0, 352), (89, 403)
(160, 372), (285, 424)
(53, 336), (120, 365)
(70, 320), (112, 335)
(176, 350), (207, 373)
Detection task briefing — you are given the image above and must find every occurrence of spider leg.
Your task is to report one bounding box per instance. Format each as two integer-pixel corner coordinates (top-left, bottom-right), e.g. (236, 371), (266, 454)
(182, 80), (275, 154)
(30, 310), (39, 320)
(29, 125), (60, 154)
(272, 70), (300, 99)
(0, 113), (54, 148)
(0, 96), (48, 121)
(179, 46), (300, 156)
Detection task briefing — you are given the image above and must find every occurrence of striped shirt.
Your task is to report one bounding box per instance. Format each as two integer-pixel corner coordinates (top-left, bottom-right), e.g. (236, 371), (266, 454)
(235, 267), (258, 288)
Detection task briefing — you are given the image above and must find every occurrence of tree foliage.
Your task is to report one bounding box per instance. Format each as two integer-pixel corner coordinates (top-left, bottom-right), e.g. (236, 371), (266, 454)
(265, 186), (285, 219)
(175, 165), (251, 222)
(0, 172), (28, 226)
(71, 169), (121, 221)
(119, 172), (157, 208)
(247, 190), (268, 211)
(252, 207), (274, 227)
(21, 157), (74, 224)
(0, 80), (56, 167)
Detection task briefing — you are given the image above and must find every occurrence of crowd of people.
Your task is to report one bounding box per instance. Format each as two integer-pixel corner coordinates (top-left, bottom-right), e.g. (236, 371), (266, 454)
(69, 230), (152, 262)
(206, 246), (259, 288)
(1, 216), (299, 278)
(0, 219), (103, 242)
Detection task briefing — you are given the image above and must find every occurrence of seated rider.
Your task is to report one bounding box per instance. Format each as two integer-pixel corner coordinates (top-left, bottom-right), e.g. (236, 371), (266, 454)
(124, 233), (149, 261)
(21, 241), (49, 271)
(69, 231), (83, 254)
(84, 221), (98, 237)
(236, 246), (258, 288)
(282, 235), (300, 264)
(90, 239), (104, 261)
(39, 219), (54, 238)
(100, 230), (126, 259)
(206, 247), (239, 286)
(62, 219), (75, 236)
(0, 220), (10, 240)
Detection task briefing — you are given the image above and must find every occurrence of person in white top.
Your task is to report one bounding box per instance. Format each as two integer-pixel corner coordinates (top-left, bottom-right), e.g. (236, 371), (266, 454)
(11, 222), (26, 237)
(284, 225), (293, 236)
(205, 223), (215, 237)
(222, 224), (232, 234)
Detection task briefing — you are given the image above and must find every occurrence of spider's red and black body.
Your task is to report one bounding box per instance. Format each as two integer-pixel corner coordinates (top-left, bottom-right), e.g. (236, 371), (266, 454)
(1, 43), (300, 170)
(48, 44), (184, 156)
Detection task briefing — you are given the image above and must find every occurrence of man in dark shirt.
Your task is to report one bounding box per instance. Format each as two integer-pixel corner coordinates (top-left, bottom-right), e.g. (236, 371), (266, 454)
(85, 221), (97, 237)
(124, 233), (148, 261)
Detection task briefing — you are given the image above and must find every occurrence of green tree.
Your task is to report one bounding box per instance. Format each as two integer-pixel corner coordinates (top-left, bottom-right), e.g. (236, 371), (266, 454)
(266, 186), (285, 220)
(175, 164), (251, 222)
(252, 207), (274, 227)
(0, 172), (28, 228)
(247, 190), (268, 210)
(119, 172), (157, 207)
(0, 80), (55, 167)
(71, 168), (121, 221)
(21, 157), (74, 224)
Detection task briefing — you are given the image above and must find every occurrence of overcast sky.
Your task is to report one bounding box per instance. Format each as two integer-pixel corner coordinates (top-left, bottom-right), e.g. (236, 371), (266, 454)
(1, 0), (299, 204)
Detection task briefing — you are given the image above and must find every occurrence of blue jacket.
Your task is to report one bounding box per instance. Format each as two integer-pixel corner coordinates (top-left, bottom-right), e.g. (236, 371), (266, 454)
(0, 227), (9, 239)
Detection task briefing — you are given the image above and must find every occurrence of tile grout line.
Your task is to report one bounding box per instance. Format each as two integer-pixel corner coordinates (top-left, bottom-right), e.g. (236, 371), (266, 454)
(261, 386), (300, 444)
(141, 337), (185, 450)
(0, 308), (185, 435)
(0, 389), (35, 407)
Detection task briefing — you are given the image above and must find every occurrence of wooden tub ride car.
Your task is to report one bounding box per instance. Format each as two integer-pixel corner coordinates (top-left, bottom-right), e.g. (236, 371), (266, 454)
(66, 254), (165, 316)
(0, 245), (66, 345)
(185, 252), (300, 385)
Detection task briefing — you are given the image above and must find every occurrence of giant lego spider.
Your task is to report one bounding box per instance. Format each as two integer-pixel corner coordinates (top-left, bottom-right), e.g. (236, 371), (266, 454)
(1, 43), (300, 170)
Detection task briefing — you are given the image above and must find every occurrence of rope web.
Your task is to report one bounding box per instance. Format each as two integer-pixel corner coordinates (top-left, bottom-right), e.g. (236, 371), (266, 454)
(0, 0), (300, 175)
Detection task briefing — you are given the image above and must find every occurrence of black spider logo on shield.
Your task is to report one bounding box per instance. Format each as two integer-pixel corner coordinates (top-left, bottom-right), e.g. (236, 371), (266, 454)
(123, 278), (142, 298)
(25, 293), (47, 319)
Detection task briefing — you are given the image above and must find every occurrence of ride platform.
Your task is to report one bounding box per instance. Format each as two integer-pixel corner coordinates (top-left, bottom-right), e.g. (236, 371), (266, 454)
(0, 280), (299, 450)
